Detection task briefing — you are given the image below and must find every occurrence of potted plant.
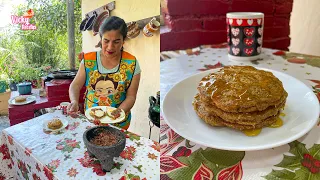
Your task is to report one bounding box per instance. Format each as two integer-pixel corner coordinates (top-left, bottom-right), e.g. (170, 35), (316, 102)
(0, 73), (9, 93)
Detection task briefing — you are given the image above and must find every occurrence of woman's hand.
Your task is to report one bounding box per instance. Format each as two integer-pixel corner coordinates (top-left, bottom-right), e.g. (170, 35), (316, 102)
(67, 100), (79, 113)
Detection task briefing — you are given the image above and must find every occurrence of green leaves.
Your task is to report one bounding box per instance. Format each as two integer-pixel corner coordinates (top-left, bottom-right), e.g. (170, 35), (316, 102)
(166, 148), (245, 180)
(264, 141), (320, 180)
(263, 169), (295, 180)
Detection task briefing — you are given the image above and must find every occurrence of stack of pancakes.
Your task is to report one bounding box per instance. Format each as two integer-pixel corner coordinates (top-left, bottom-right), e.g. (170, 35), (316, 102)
(193, 66), (288, 131)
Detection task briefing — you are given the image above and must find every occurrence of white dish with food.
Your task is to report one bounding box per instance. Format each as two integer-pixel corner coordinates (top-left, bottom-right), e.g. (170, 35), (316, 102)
(85, 106), (126, 124)
(162, 68), (320, 151)
(43, 118), (68, 132)
(8, 95), (36, 105)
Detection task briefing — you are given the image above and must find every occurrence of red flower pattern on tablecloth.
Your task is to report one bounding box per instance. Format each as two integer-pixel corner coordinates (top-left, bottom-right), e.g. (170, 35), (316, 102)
(49, 159), (60, 168)
(151, 142), (160, 152)
(43, 159), (60, 180)
(309, 79), (320, 102)
(119, 169), (147, 180)
(36, 163), (41, 172)
(148, 153), (158, 160)
(301, 153), (320, 174)
(18, 159), (29, 179)
(32, 173), (40, 180)
(160, 124), (169, 134)
(198, 62), (223, 71)
(7, 135), (13, 145)
(161, 129), (185, 156)
(160, 156), (188, 174)
(77, 151), (107, 176)
(0, 144), (10, 160)
(0, 173), (5, 180)
(172, 146), (192, 158)
(43, 165), (54, 180)
(66, 122), (80, 131)
(25, 147), (32, 156)
(67, 167), (78, 177)
(192, 163), (214, 180)
(120, 146), (136, 161)
(217, 162), (243, 180)
(56, 138), (81, 153)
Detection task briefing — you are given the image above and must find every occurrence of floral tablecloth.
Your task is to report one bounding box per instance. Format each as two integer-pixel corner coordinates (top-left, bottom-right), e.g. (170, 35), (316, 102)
(160, 46), (320, 180)
(0, 109), (160, 180)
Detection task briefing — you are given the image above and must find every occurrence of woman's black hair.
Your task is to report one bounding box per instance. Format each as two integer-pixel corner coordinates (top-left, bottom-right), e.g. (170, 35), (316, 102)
(91, 75), (118, 90)
(99, 16), (127, 40)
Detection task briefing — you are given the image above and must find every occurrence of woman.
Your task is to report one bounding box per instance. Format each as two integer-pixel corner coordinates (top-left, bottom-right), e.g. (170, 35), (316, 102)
(67, 16), (141, 130)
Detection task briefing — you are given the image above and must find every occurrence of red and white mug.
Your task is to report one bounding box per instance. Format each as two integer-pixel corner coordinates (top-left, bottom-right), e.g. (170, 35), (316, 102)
(60, 102), (70, 115)
(226, 12), (264, 61)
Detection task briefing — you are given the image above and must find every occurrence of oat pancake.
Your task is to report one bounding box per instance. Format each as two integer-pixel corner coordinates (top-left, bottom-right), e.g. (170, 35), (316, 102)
(197, 66), (287, 113)
(203, 97), (285, 123)
(193, 100), (278, 130)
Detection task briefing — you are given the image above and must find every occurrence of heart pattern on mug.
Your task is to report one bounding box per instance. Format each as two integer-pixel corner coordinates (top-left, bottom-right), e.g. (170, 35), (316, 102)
(232, 38), (240, 46)
(247, 19), (253, 25)
(258, 28), (263, 35)
(257, 37), (262, 45)
(236, 19), (243, 25)
(244, 28), (255, 36)
(257, 47), (261, 54)
(244, 48), (254, 55)
(229, 19), (233, 25)
(257, 19), (262, 25)
(244, 38), (254, 46)
(232, 47), (240, 55)
(231, 28), (240, 36)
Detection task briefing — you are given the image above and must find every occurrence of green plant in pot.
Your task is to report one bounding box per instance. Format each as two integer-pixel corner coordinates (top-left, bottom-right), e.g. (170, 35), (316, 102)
(0, 80), (7, 93)
(0, 74), (9, 93)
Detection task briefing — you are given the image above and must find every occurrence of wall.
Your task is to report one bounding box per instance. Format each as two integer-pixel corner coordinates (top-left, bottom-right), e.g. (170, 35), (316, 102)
(161, 0), (293, 51)
(289, 0), (320, 56)
(81, 0), (160, 140)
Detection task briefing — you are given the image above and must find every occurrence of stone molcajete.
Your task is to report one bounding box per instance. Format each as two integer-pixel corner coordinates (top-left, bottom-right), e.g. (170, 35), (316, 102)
(83, 126), (126, 171)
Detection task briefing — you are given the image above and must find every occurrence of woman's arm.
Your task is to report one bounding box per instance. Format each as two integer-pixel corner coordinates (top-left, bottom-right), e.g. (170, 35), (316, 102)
(68, 63), (86, 112)
(118, 73), (141, 113)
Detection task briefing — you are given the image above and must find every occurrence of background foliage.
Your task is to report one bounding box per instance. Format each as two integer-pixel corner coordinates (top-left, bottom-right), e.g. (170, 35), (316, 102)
(0, 0), (82, 85)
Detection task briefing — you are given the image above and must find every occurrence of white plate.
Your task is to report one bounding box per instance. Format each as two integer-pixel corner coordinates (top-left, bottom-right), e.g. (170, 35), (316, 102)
(85, 106), (126, 124)
(8, 95), (36, 105)
(162, 68), (320, 151)
(43, 118), (68, 132)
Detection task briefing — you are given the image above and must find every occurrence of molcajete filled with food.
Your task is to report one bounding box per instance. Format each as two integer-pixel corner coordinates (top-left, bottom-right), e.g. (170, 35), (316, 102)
(83, 126), (126, 172)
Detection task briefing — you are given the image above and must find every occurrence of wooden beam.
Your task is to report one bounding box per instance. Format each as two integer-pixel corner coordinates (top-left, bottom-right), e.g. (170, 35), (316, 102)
(67, 0), (75, 70)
